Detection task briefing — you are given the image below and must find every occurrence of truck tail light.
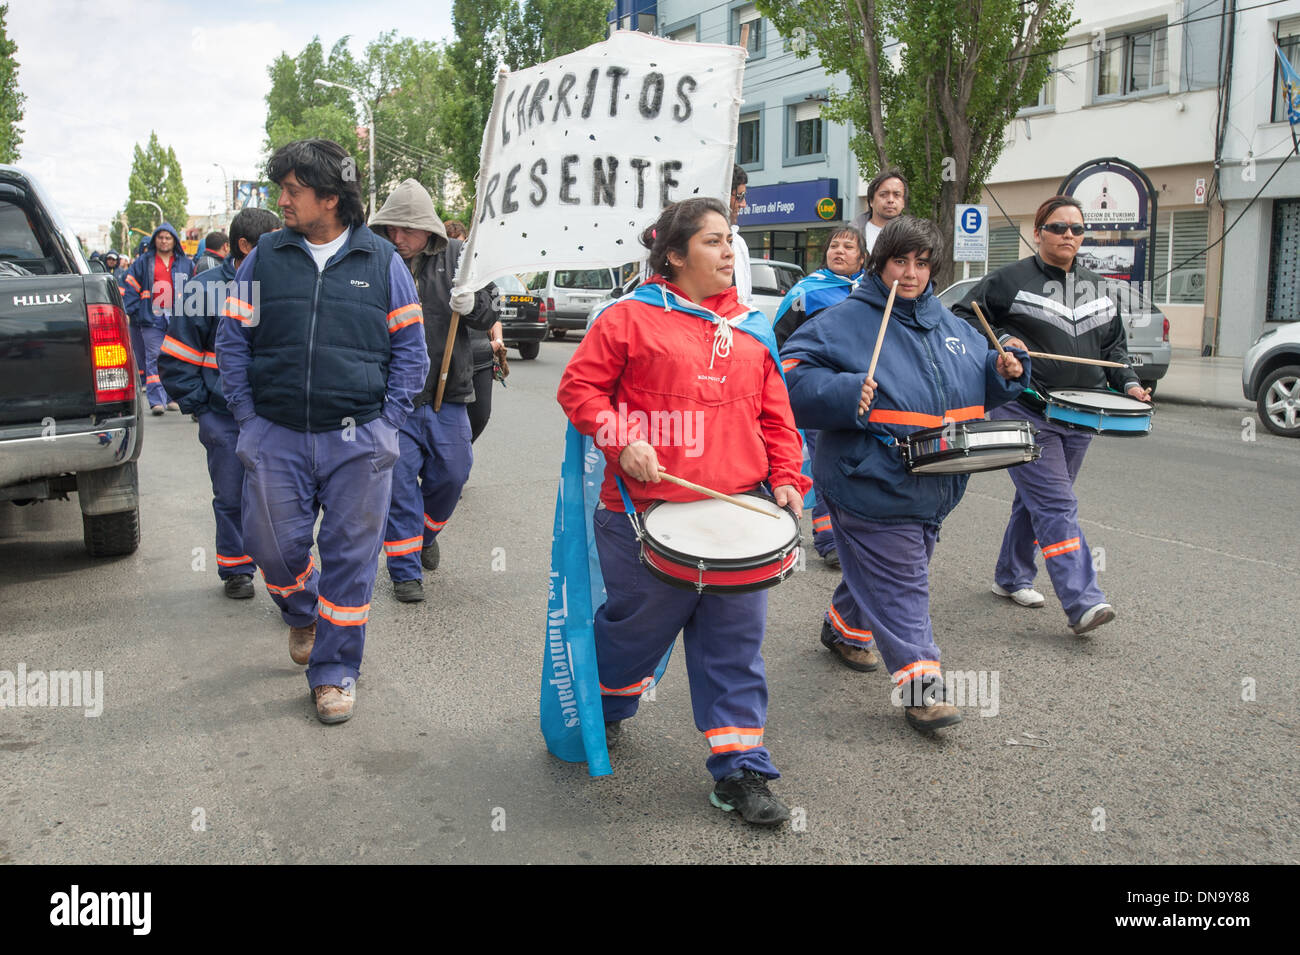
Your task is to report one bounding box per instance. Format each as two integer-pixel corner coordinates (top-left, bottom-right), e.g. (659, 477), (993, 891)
(1162, 317), (1169, 342)
(547, 297), (555, 312)
(88, 302), (133, 403)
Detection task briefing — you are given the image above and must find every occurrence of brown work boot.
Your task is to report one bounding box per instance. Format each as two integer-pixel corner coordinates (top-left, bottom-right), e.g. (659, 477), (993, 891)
(289, 622), (316, 665)
(820, 619), (880, 672)
(904, 701), (962, 733)
(313, 684), (355, 724)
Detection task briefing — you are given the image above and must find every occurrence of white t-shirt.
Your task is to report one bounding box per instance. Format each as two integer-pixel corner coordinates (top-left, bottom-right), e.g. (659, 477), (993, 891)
(305, 227), (350, 272)
(731, 225), (752, 305)
(864, 220), (883, 253)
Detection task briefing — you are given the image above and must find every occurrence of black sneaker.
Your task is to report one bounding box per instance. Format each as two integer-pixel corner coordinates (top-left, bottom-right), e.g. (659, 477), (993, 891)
(710, 770), (790, 826)
(393, 579), (425, 603)
(223, 574), (254, 599)
(421, 539), (440, 571)
(821, 548), (840, 569)
(605, 720), (623, 747)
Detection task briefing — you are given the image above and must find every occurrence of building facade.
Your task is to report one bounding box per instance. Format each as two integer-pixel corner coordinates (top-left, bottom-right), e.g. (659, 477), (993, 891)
(977, 0), (1226, 353)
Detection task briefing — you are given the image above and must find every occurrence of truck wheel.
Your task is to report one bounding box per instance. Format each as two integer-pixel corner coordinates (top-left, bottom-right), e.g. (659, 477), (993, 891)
(517, 342), (540, 360)
(83, 509), (140, 557)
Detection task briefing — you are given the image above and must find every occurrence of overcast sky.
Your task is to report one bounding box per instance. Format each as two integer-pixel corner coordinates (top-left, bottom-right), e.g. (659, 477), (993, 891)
(7, 0), (455, 241)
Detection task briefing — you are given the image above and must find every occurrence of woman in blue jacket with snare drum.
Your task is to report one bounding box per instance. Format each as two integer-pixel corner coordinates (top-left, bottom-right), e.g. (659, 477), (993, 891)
(781, 217), (1030, 733)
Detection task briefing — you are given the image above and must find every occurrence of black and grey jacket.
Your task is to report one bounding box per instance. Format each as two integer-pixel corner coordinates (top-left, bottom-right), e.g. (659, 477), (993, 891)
(951, 254), (1139, 407)
(369, 179), (496, 406)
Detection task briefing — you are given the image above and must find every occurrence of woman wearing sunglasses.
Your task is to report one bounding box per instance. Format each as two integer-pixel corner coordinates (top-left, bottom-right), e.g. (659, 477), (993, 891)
(952, 195), (1151, 637)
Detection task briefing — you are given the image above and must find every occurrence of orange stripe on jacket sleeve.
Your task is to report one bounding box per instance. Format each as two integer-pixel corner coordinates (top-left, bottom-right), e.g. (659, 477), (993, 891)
(160, 335), (207, 366)
(125, 274), (141, 291)
(781, 358), (801, 372)
(386, 303), (423, 333)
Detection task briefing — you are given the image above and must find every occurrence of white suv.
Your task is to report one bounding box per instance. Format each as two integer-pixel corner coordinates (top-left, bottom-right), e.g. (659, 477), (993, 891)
(1242, 322), (1300, 437)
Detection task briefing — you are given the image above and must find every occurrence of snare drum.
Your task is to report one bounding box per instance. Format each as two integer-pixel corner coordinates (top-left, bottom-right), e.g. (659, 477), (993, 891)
(1044, 389), (1153, 435)
(902, 419), (1041, 475)
(635, 494), (801, 594)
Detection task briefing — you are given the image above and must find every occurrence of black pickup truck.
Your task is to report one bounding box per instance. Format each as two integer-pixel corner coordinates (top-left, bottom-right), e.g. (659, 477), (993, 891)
(0, 165), (142, 556)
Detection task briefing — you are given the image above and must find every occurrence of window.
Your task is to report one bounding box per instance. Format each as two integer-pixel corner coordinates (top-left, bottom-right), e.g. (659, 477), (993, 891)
(731, 3), (764, 59)
(785, 99), (826, 164)
(1019, 64), (1057, 113)
(1152, 210), (1208, 305)
(1267, 200), (1300, 321)
(737, 110), (761, 167)
(1096, 25), (1168, 99)
(668, 24), (696, 43)
(1273, 20), (1300, 123)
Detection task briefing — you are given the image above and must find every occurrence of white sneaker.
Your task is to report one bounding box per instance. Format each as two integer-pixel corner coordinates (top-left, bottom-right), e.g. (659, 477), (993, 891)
(991, 582), (1045, 608)
(1071, 603), (1115, 635)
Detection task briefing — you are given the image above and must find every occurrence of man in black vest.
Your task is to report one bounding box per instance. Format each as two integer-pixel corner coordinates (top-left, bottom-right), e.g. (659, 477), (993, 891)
(216, 139), (431, 724)
(368, 180), (496, 602)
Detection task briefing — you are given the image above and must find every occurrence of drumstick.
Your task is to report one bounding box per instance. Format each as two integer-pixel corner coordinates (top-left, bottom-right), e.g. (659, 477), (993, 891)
(865, 280), (898, 382)
(971, 302), (1006, 356)
(657, 469), (781, 520)
(1025, 351), (1128, 369)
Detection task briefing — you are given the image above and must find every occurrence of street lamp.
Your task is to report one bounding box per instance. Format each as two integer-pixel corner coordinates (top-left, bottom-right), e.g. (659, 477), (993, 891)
(133, 199), (163, 229)
(212, 162), (229, 220)
(314, 78), (376, 216)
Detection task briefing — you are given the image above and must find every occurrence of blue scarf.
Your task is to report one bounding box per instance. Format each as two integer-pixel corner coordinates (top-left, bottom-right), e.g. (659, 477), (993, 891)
(772, 268), (863, 326)
(541, 283), (781, 775)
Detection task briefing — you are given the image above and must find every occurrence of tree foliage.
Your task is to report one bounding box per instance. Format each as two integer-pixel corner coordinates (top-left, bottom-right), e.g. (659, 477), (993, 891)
(113, 132), (190, 240)
(262, 37), (362, 205)
(0, 2), (25, 164)
(757, 0), (1074, 283)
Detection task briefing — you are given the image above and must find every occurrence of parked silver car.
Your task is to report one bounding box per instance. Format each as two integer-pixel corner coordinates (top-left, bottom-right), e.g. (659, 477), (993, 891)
(1242, 322), (1300, 437)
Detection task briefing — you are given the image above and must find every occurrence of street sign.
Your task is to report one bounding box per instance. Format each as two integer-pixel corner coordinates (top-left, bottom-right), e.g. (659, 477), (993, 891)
(954, 204), (988, 262)
(1194, 178), (1206, 204)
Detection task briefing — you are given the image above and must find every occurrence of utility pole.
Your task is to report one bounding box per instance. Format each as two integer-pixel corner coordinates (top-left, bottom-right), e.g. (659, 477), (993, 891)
(314, 78), (376, 216)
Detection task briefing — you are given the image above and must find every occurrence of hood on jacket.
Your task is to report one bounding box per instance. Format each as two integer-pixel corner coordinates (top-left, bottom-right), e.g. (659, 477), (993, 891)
(150, 222), (184, 255)
(369, 179), (447, 255)
(859, 272), (940, 330)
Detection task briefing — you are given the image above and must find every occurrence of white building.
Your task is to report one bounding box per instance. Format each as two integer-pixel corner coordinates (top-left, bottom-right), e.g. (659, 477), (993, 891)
(1219, 0), (1300, 356)
(977, 0), (1226, 352)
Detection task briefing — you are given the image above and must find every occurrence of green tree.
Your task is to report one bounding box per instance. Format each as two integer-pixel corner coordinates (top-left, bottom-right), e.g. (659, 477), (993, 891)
(442, 0), (511, 200)
(356, 31), (456, 207)
(113, 132), (189, 239)
(441, 0), (610, 202)
(500, 0), (611, 70)
(757, 0), (1073, 284)
(262, 36), (362, 205)
(0, 2), (25, 163)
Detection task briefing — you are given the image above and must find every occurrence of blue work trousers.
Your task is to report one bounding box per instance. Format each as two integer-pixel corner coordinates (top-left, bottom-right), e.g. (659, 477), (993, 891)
(383, 402), (473, 582)
(239, 416), (397, 691)
(197, 411), (254, 578)
(139, 324), (171, 408)
(593, 506), (779, 781)
(989, 404), (1106, 625)
(826, 502), (945, 703)
(804, 429), (835, 556)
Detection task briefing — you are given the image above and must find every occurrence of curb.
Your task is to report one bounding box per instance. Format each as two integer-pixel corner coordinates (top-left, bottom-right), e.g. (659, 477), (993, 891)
(1153, 393), (1254, 412)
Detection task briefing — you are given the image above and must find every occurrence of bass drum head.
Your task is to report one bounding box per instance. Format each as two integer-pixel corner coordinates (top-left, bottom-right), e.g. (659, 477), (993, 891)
(641, 494), (798, 562)
(1047, 389), (1151, 414)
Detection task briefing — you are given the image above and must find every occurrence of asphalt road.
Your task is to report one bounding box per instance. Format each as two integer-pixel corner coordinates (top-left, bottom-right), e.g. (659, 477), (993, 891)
(1, 340), (1296, 864)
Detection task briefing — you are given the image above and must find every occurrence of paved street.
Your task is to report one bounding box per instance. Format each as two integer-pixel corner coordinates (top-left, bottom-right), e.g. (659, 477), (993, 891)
(1, 342), (1296, 864)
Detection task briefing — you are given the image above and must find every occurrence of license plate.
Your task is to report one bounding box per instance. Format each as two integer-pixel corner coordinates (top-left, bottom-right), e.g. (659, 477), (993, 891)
(500, 306), (518, 318)
(1128, 355), (1145, 366)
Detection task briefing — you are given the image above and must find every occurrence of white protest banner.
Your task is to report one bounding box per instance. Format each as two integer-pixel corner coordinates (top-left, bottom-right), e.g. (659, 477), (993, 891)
(454, 30), (747, 292)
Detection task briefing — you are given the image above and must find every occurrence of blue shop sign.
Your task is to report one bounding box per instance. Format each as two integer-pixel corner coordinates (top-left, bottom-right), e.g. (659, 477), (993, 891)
(736, 178), (840, 227)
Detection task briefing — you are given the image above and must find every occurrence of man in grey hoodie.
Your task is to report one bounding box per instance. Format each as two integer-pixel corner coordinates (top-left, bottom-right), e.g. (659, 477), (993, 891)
(369, 179), (496, 602)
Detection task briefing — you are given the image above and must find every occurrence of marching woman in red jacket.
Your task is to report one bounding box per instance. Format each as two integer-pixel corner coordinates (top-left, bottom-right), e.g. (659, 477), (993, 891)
(557, 197), (810, 826)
